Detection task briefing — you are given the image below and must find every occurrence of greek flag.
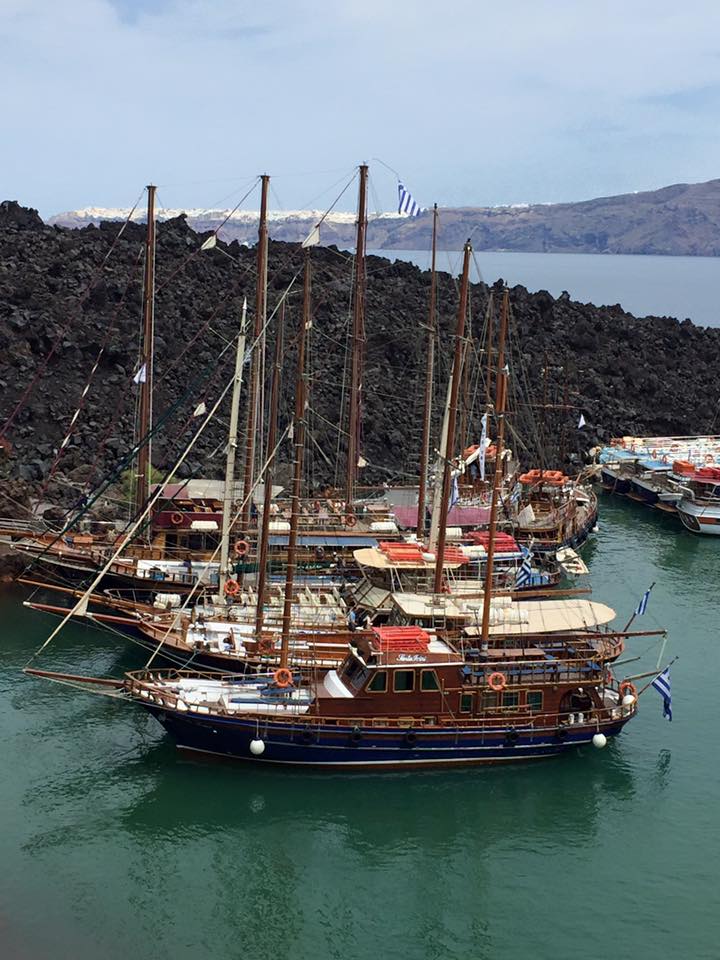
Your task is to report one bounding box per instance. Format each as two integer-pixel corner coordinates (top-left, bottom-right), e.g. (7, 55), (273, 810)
(449, 475), (460, 509)
(635, 588), (651, 616)
(478, 414), (488, 481)
(651, 668), (672, 721)
(515, 546), (533, 587)
(398, 182), (421, 217)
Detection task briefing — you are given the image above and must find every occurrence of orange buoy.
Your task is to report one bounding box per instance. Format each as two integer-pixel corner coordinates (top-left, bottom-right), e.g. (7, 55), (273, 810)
(619, 680), (638, 700)
(233, 539), (250, 557)
(274, 667), (293, 688)
(487, 671), (507, 692)
(224, 578), (240, 597)
(170, 512), (183, 526)
(345, 513), (357, 527)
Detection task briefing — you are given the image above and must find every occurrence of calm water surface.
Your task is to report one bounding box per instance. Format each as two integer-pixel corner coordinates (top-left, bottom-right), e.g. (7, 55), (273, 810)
(373, 250), (720, 328)
(1, 495), (719, 959)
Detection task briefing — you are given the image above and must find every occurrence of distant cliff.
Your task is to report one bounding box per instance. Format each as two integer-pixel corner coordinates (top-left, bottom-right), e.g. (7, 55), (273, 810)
(49, 178), (720, 256)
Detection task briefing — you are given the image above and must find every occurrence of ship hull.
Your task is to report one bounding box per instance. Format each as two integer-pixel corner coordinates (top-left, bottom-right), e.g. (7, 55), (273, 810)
(677, 499), (720, 535)
(600, 467), (631, 494)
(142, 704), (630, 769)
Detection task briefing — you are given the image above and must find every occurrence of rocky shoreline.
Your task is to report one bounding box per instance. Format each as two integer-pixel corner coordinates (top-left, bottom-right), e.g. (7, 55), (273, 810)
(2, 199), (720, 524)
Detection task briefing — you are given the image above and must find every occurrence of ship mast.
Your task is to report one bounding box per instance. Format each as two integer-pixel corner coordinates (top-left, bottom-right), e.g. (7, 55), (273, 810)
(255, 311), (283, 639)
(240, 174), (270, 533)
(432, 241), (472, 594)
(218, 298), (248, 595)
(135, 184), (156, 526)
(479, 289), (510, 645)
(279, 250), (311, 669)
(345, 163), (368, 511)
(416, 203), (438, 539)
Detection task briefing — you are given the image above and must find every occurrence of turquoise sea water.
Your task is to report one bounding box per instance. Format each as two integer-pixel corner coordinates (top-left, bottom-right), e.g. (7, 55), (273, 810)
(372, 250), (720, 328)
(1, 494), (719, 960)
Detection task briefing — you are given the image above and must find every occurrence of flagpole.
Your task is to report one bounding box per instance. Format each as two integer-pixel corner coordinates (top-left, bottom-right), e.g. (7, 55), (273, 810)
(634, 655), (678, 696)
(622, 580), (656, 632)
(135, 184), (156, 528)
(346, 163), (368, 512)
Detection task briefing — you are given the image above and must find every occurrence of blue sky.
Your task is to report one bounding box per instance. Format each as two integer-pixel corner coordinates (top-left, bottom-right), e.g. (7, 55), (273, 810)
(3, 0), (720, 217)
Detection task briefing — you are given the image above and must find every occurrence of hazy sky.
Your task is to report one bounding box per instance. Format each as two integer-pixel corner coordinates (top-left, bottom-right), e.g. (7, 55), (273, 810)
(4, 0), (720, 217)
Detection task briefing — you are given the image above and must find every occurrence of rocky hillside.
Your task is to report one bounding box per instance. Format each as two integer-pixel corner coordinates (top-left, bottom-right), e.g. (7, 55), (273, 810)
(2, 199), (720, 517)
(50, 178), (720, 256)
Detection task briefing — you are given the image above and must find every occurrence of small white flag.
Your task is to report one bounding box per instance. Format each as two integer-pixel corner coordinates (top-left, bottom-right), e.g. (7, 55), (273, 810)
(302, 225), (320, 248)
(200, 234), (217, 251)
(357, 455), (368, 468)
(578, 413), (586, 429)
(133, 363), (147, 385)
(192, 402), (207, 418)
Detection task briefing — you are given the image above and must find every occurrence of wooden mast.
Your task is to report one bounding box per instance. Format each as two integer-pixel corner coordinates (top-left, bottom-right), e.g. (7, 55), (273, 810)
(135, 184), (156, 524)
(254, 310), (283, 639)
(218, 297), (248, 595)
(279, 251), (311, 668)
(240, 174), (270, 532)
(479, 289), (510, 646)
(345, 163), (368, 511)
(484, 291), (495, 404)
(432, 241), (472, 594)
(416, 203), (438, 539)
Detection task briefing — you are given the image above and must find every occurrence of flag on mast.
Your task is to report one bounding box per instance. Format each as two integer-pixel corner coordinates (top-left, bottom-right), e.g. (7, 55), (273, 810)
(302, 225), (320, 248)
(578, 413), (586, 428)
(651, 668), (672, 721)
(200, 234), (218, 251)
(398, 182), (422, 217)
(478, 414), (488, 481)
(635, 587), (651, 616)
(133, 363), (147, 385)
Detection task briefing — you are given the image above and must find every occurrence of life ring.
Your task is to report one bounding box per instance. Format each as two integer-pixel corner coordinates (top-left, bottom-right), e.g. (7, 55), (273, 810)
(313, 499), (322, 512)
(661, 455), (669, 465)
(705, 455), (714, 464)
(233, 539), (250, 557)
(273, 667), (293, 688)
(488, 671), (507, 692)
(224, 578), (240, 597)
(619, 680), (638, 700)
(257, 636), (273, 654)
(170, 512), (183, 526)
(440, 582), (451, 594)
(651, 449), (657, 460)
(345, 513), (357, 527)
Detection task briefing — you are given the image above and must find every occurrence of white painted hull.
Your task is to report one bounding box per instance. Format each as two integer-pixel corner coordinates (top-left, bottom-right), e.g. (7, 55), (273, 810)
(676, 499), (720, 535)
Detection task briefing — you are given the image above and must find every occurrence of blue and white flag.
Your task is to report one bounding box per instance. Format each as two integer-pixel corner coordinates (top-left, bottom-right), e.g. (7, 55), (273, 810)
(449, 474), (460, 510)
(515, 546), (533, 587)
(651, 668), (672, 721)
(478, 413), (488, 481)
(398, 182), (422, 217)
(635, 588), (651, 616)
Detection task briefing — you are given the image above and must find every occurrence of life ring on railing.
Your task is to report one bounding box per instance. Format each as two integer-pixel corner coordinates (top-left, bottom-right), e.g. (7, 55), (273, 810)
(224, 578), (240, 597)
(488, 671), (507, 692)
(170, 512), (183, 526)
(619, 680), (638, 700)
(705, 455), (714, 464)
(345, 513), (357, 527)
(273, 667), (293, 688)
(233, 539), (250, 557)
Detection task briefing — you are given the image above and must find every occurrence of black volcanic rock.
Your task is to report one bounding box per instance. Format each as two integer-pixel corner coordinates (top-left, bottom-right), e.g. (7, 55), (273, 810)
(1, 203), (720, 511)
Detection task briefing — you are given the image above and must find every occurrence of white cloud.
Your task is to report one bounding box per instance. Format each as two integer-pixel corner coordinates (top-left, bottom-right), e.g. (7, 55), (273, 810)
(3, 0), (720, 215)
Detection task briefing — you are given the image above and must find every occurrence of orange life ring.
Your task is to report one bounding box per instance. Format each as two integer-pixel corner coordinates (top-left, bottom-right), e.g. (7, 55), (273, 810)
(488, 671), (507, 692)
(274, 667), (293, 688)
(170, 512), (183, 526)
(705, 455), (714, 464)
(619, 680), (638, 700)
(345, 513), (357, 527)
(233, 539), (250, 557)
(224, 578), (240, 597)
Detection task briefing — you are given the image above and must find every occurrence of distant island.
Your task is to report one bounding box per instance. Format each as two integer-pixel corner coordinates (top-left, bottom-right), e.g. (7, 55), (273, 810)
(49, 178), (720, 257)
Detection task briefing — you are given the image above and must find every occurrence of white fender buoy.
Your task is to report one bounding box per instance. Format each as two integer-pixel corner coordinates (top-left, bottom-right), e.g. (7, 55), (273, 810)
(622, 694), (636, 707)
(592, 732), (607, 749)
(249, 739), (266, 756)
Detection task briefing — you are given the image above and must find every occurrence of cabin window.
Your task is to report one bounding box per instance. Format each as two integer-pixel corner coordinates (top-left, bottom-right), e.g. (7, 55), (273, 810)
(368, 671), (388, 693)
(342, 658), (369, 691)
(502, 691), (519, 709)
(205, 533), (220, 551)
(393, 670), (415, 693)
(460, 693), (473, 713)
(420, 670), (440, 691)
(165, 533), (178, 548)
(527, 691), (543, 713)
(188, 534), (204, 552)
(481, 691), (498, 710)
